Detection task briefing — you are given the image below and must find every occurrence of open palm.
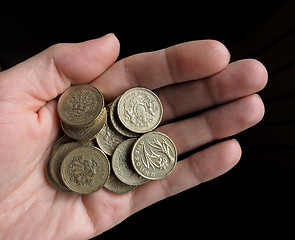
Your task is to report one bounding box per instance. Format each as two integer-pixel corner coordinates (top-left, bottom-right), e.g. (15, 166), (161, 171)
(0, 34), (267, 239)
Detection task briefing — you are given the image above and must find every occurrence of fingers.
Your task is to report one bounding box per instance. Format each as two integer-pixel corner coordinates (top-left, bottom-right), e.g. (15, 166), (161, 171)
(92, 40), (230, 101)
(52, 34), (120, 84)
(130, 92), (263, 214)
(0, 34), (120, 112)
(130, 139), (241, 214)
(158, 94), (264, 155)
(157, 59), (268, 123)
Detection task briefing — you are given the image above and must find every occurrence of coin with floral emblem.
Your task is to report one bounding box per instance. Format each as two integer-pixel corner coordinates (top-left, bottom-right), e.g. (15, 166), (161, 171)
(131, 132), (177, 180)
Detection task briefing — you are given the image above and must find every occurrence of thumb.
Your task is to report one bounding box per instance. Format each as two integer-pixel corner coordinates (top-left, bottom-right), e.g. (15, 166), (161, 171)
(0, 33), (120, 112)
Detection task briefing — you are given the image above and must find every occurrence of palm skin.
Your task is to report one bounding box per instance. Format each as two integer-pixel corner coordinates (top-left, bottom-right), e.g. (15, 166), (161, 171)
(0, 34), (267, 239)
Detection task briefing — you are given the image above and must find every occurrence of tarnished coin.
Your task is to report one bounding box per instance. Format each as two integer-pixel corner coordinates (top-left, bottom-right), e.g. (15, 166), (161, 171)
(112, 138), (149, 186)
(104, 170), (137, 194)
(109, 98), (139, 138)
(61, 146), (110, 194)
(58, 84), (104, 127)
(46, 159), (71, 192)
(50, 134), (73, 154)
(117, 87), (163, 133)
(96, 118), (126, 156)
(131, 132), (177, 180)
(61, 107), (107, 141)
(48, 141), (83, 192)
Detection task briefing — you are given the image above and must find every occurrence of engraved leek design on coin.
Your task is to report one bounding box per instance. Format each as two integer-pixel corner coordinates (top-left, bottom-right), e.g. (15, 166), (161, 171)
(61, 146), (110, 194)
(58, 84), (104, 127)
(112, 138), (149, 186)
(117, 87), (163, 133)
(104, 170), (137, 194)
(61, 107), (107, 141)
(131, 132), (177, 180)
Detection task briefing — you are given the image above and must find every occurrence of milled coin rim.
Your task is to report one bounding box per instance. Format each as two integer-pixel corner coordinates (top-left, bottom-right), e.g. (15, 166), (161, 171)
(117, 87), (163, 133)
(57, 84), (104, 127)
(48, 141), (83, 192)
(112, 138), (149, 186)
(61, 107), (107, 141)
(95, 119), (127, 156)
(46, 159), (72, 192)
(131, 132), (177, 180)
(109, 97), (139, 138)
(104, 170), (137, 194)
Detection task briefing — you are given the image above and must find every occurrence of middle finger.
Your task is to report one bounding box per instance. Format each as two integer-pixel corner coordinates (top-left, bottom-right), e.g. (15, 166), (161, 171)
(156, 59), (267, 124)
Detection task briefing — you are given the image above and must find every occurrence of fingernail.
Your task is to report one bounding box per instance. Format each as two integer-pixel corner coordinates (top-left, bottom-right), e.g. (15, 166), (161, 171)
(253, 93), (262, 100)
(104, 33), (116, 38)
(228, 49), (231, 62)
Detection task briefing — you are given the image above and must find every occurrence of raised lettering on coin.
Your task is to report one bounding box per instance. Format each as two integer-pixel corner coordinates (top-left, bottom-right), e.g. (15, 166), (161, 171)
(131, 132), (177, 180)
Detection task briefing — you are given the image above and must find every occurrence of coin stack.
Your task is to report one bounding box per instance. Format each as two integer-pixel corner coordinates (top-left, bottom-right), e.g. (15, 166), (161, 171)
(46, 84), (177, 194)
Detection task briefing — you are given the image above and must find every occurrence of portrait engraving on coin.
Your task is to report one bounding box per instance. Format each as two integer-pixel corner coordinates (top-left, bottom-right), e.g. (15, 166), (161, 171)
(132, 132), (177, 180)
(117, 88), (163, 133)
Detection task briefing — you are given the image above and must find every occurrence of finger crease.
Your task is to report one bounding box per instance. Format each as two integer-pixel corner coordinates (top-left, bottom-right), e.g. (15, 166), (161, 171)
(204, 77), (218, 106)
(122, 59), (139, 87)
(187, 155), (203, 184)
(163, 48), (178, 84)
(202, 113), (216, 142)
(158, 176), (174, 199)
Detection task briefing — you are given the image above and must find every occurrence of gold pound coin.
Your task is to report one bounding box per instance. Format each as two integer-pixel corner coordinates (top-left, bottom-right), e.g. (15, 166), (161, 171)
(104, 170), (137, 194)
(50, 134), (73, 154)
(131, 132), (177, 180)
(61, 146), (110, 194)
(117, 87), (163, 133)
(109, 97), (139, 138)
(58, 84), (104, 127)
(46, 159), (71, 192)
(112, 138), (149, 186)
(48, 141), (83, 192)
(96, 119), (126, 156)
(61, 107), (107, 141)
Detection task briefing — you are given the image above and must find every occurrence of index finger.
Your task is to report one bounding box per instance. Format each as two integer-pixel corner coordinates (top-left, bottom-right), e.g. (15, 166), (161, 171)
(91, 40), (230, 101)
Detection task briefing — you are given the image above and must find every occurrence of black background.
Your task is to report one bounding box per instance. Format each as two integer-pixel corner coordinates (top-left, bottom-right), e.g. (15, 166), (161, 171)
(1, 1), (294, 238)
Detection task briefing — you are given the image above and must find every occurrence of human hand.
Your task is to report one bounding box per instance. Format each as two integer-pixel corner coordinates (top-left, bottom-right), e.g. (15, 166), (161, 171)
(0, 34), (267, 239)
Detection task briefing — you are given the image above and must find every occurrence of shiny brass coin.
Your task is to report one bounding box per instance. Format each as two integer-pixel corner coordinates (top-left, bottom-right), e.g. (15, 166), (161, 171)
(112, 138), (149, 186)
(57, 84), (104, 127)
(104, 170), (137, 194)
(61, 146), (110, 194)
(48, 141), (83, 192)
(117, 87), (163, 133)
(131, 132), (177, 180)
(109, 97), (139, 138)
(50, 134), (73, 154)
(61, 107), (107, 141)
(46, 159), (72, 192)
(96, 115), (127, 156)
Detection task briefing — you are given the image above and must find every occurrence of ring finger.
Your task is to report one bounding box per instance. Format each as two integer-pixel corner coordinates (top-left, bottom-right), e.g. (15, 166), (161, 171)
(157, 94), (265, 155)
(156, 59), (267, 124)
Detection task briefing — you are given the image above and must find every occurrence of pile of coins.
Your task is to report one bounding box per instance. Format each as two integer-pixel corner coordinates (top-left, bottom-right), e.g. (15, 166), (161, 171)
(46, 84), (177, 194)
